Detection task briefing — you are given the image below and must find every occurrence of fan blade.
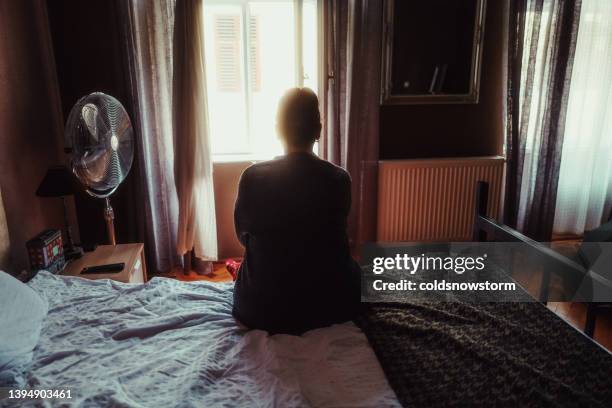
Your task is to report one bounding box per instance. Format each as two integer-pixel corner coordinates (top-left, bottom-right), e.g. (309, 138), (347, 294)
(65, 92), (134, 198)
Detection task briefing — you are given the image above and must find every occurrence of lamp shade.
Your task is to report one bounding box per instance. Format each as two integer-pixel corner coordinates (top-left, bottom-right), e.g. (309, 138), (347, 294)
(36, 166), (77, 197)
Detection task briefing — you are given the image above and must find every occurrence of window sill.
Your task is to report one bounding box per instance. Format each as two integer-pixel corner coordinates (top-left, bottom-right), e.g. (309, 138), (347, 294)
(212, 147), (320, 163)
(212, 153), (276, 163)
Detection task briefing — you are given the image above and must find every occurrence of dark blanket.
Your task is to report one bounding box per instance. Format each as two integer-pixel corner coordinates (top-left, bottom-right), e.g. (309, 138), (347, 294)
(356, 302), (612, 407)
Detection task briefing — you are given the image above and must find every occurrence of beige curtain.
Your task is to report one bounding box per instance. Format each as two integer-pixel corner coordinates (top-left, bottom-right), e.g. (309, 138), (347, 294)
(173, 0), (217, 260)
(0, 188), (10, 271)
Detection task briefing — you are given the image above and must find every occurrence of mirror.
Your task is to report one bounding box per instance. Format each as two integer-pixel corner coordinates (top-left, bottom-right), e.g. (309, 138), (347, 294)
(381, 0), (486, 105)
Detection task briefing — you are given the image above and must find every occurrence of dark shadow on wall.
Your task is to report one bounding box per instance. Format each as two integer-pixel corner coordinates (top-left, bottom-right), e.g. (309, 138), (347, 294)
(0, 0), (66, 271)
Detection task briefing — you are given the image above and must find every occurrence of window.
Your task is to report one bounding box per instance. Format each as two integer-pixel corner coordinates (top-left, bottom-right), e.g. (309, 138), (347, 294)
(203, 0), (320, 161)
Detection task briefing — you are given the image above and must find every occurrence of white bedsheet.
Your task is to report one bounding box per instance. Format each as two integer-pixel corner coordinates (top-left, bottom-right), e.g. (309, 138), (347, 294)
(13, 272), (399, 407)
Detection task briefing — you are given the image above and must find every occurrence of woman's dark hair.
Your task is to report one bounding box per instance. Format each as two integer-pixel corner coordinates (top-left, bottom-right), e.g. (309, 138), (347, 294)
(277, 88), (321, 148)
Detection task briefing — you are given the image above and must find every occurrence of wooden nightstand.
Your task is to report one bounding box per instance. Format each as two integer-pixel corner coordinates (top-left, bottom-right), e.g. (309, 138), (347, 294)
(62, 243), (147, 283)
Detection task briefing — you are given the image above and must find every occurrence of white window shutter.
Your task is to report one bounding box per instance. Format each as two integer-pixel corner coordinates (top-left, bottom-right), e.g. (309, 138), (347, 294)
(249, 16), (261, 91)
(214, 15), (241, 92)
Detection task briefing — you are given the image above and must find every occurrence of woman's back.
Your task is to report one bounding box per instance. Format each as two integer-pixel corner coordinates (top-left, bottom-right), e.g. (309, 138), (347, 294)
(232, 152), (359, 334)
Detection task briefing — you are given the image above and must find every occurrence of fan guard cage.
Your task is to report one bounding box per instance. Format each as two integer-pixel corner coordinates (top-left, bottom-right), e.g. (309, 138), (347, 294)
(65, 92), (134, 198)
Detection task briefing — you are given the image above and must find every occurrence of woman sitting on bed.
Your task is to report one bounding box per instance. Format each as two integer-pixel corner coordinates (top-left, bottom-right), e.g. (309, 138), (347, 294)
(232, 88), (360, 335)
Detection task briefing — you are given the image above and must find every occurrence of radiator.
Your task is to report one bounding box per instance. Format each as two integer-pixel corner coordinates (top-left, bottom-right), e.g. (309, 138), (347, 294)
(377, 156), (504, 241)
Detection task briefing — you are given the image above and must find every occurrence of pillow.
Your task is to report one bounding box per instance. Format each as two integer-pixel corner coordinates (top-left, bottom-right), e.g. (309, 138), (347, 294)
(0, 271), (48, 386)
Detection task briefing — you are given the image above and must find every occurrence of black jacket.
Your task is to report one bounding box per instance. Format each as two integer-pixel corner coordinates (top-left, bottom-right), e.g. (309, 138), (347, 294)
(232, 152), (360, 334)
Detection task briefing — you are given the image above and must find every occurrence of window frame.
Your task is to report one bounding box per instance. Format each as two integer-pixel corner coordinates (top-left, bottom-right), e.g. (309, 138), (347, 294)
(204, 0), (322, 162)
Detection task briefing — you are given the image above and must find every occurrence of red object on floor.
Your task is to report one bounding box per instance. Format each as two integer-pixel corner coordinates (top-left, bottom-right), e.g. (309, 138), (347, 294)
(225, 259), (241, 281)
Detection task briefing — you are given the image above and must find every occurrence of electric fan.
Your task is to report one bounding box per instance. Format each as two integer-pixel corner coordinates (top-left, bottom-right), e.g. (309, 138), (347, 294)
(64, 92), (134, 245)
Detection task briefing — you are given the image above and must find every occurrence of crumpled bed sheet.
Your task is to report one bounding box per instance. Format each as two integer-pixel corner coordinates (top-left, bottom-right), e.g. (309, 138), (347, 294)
(11, 272), (399, 407)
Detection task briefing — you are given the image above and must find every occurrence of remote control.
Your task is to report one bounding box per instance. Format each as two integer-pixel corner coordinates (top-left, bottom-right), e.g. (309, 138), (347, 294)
(81, 262), (125, 274)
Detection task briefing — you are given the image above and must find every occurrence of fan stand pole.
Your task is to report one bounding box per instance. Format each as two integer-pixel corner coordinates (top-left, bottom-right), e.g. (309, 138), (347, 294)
(104, 197), (117, 246)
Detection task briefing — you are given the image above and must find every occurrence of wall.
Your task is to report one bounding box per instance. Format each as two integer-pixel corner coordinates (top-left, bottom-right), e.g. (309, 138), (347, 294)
(214, 162), (251, 259)
(379, 0), (506, 159)
(0, 0), (67, 271)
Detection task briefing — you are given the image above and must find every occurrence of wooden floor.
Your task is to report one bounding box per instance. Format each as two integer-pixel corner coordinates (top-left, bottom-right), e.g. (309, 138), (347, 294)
(162, 261), (234, 283)
(548, 301), (612, 351)
(523, 239), (612, 352)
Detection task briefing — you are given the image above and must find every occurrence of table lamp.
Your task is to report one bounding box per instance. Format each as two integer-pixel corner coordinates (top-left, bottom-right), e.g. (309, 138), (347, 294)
(36, 165), (83, 260)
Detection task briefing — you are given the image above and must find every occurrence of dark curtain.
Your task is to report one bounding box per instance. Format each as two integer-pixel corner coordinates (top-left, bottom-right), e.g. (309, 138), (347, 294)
(118, 0), (182, 273)
(504, 0), (581, 241)
(323, 0), (383, 249)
